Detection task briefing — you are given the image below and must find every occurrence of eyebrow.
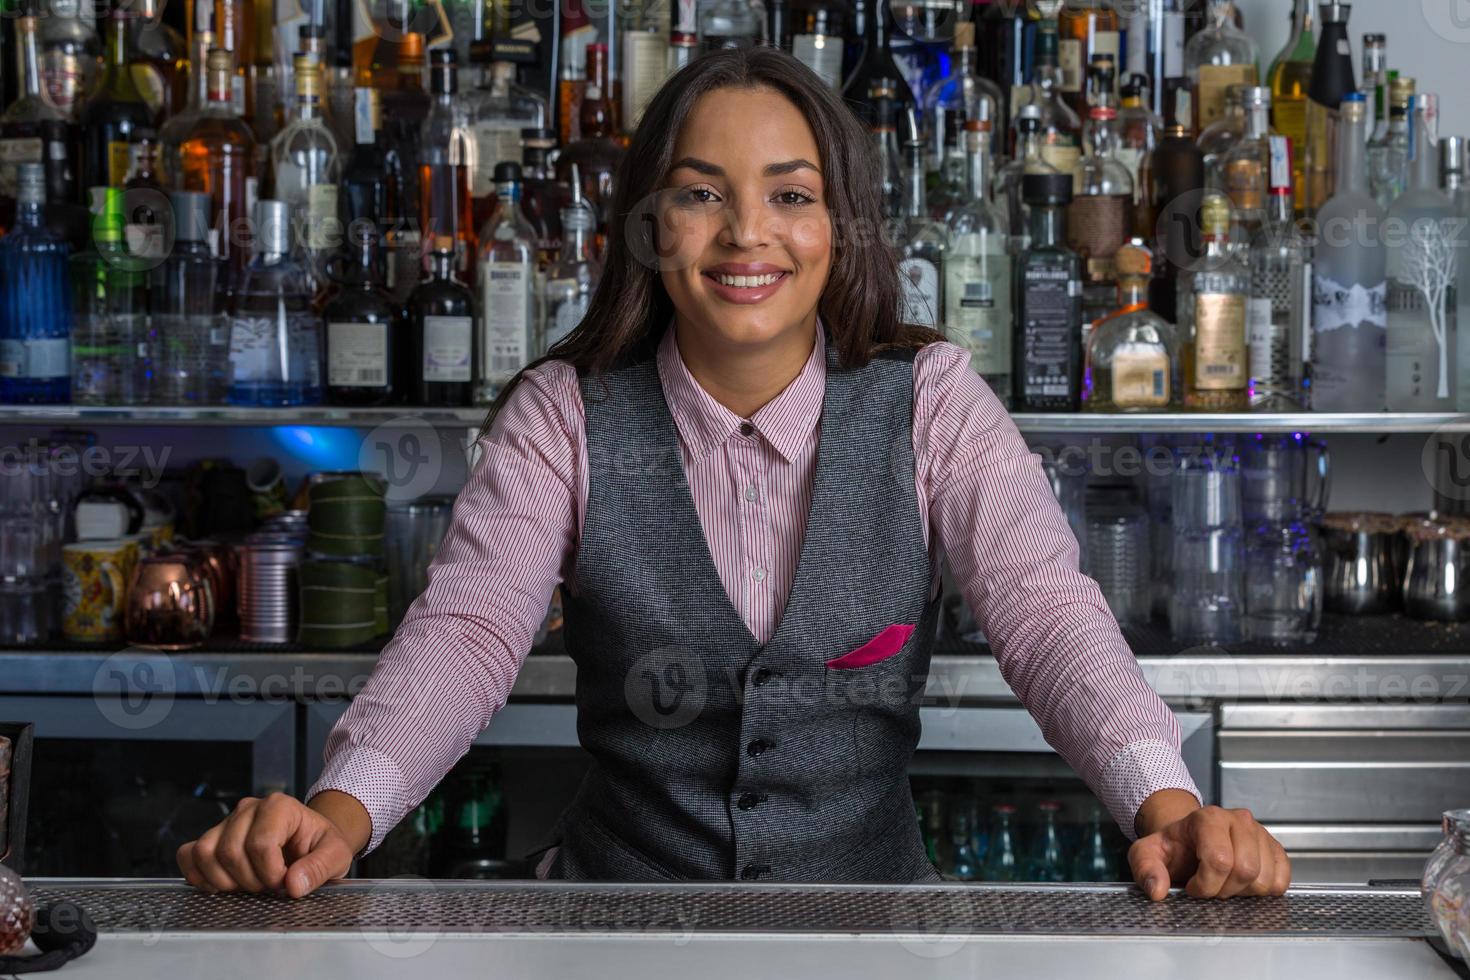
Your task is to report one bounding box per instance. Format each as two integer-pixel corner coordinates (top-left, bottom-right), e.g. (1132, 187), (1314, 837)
(668, 156), (823, 177)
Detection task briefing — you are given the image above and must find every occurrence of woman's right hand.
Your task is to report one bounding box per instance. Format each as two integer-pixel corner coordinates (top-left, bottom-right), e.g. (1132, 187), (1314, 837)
(176, 792), (359, 898)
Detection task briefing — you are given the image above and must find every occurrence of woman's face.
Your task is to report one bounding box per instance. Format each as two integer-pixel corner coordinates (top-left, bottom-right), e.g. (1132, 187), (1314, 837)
(658, 85), (833, 350)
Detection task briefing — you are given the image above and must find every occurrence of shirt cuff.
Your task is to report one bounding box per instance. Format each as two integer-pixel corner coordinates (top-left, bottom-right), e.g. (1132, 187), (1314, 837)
(1096, 739), (1203, 842)
(306, 745), (409, 857)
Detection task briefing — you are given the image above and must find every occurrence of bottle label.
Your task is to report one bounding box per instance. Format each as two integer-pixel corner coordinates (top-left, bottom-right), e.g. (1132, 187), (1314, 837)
(328, 321), (389, 388)
(0, 138), (43, 198)
(1065, 194), (1131, 279)
(107, 140), (132, 186)
(545, 285), (590, 351)
(354, 89), (377, 145)
(1312, 275), (1387, 333)
(1246, 296), (1279, 385)
(1193, 293), (1247, 390)
(1058, 39), (1083, 94)
(228, 314), (321, 387)
(479, 260), (533, 377)
(897, 257), (940, 328)
(791, 34), (843, 91)
(1112, 348), (1170, 408)
(1021, 266), (1080, 399)
(1273, 99), (1308, 161)
(1163, 13), (1185, 77)
(1039, 143), (1081, 178)
(307, 184), (340, 251)
(471, 123), (525, 199)
(0, 338), (69, 379)
(944, 248), (1011, 376)
(422, 315), (473, 382)
(1196, 65), (1256, 129)
(623, 31), (674, 127)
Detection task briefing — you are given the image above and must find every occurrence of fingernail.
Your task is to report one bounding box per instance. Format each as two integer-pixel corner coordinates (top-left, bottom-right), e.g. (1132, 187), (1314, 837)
(1143, 876), (1159, 895)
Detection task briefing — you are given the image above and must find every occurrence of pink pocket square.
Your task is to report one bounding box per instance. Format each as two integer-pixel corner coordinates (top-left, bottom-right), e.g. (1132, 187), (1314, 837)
(825, 623), (916, 670)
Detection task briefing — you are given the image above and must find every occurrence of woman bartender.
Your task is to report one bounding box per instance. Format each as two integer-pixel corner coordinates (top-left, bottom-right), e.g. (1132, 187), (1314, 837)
(179, 48), (1289, 900)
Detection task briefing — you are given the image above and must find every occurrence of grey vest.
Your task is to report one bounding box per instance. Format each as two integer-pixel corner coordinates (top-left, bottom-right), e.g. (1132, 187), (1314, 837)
(548, 340), (942, 883)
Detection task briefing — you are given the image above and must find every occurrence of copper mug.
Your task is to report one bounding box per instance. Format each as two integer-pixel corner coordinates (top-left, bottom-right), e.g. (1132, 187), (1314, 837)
(125, 553), (216, 650)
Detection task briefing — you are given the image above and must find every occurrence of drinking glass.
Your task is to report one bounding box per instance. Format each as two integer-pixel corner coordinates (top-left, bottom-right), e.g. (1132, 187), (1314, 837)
(1169, 447), (1245, 645)
(1239, 432), (1331, 524)
(1086, 492), (1151, 626)
(1244, 522), (1322, 645)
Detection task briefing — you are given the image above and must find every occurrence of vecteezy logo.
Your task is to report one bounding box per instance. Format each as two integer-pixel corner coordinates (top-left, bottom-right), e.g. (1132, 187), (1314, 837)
(624, 645), (707, 730)
(1421, 424), (1470, 503)
(360, 417), (445, 503)
(1422, 0), (1470, 43)
(92, 650), (178, 731)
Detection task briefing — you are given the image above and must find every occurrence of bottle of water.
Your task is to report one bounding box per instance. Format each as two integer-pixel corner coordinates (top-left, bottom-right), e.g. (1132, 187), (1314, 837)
(0, 163), (71, 404)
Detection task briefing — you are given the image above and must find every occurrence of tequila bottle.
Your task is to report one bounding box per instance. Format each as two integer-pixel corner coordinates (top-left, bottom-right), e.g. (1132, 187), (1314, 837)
(1179, 192), (1250, 410)
(892, 110), (946, 331)
(1069, 95), (1134, 286)
(1368, 75), (1413, 211)
(475, 162), (539, 404)
(1086, 242), (1177, 412)
(0, 164), (71, 404)
(1185, 0), (1257, 134)
(1015, 172), (1083, 412)
(1248, 136), (1310, 409)
(1386, 94), (1459, 411)
(944, 122), (1011, 402)
(1311, 93), (1385, 412)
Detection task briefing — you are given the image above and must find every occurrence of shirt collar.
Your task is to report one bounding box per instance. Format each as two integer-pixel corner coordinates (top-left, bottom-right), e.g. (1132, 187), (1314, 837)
(656, 319), (827, 467)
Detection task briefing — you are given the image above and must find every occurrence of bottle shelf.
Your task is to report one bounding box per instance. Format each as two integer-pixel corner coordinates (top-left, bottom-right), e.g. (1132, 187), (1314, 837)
(1010, 412), (1470, 434)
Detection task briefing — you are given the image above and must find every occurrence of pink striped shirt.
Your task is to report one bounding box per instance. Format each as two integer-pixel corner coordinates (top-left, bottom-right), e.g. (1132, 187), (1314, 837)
(310, 321), (1202, 858)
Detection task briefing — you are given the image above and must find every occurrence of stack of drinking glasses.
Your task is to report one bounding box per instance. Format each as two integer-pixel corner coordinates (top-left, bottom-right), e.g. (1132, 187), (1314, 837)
(1239, 433), (1328, 645)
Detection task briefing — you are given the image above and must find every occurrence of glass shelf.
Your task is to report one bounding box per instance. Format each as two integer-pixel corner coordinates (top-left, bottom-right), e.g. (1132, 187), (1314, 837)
(1011, 412), (1470, 434)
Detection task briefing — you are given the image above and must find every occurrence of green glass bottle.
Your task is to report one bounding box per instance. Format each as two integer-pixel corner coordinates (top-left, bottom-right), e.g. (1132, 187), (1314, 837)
(79, 7), (154, 193)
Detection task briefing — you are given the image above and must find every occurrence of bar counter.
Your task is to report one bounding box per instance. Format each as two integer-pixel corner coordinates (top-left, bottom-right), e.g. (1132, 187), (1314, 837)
(22, 879), (1462, 979)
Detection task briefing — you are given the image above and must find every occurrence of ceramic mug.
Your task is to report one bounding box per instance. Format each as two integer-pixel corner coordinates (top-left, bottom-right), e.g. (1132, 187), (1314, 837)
(62, 539), (133, 642)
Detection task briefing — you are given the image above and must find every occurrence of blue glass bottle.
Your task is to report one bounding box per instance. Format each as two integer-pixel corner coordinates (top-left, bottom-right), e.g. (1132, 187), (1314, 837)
(0, 162), (71, 404)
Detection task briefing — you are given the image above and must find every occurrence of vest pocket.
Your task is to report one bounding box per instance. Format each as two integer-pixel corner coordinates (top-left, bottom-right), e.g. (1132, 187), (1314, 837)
(560, 805), (686, 881)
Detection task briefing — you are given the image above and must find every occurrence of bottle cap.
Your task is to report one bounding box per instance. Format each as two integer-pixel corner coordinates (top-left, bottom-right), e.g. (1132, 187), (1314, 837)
(1021, 172), (1072, 206)
(1441, 136), (1466, 183)
(1240, 86), (1272, 108)
(953, 22), (974, 50)
(171, 190), (212, 243)
(1390, 75), (1416, 108)
(15, 162), (45, 207)
(254, 200), (292, 255)
(493, 161), (522, 183)
(431, 235), (455, 253)
(1114, 242), (1153, 279)
(520, 127), (557, 147)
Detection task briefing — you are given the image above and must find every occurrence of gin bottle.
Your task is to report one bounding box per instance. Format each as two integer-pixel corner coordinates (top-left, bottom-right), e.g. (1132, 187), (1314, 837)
(1311, 93), (1385, 412)
(1014, 172), (1083, 412)
(151, 191), (225, 405)
(1386, 94), (1459, 411)
(1248, 136), (1310, 409)
(70, 186), (147, 405)
(0, 163), (70, 404)
(1179, 192), (1250, 410)
(892, 109), (946, 331)
(944, 122), (1011, 402)
(475, 162), (539, 404)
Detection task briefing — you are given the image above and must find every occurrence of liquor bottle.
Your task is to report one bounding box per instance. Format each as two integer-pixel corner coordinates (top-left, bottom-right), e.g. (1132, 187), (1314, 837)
(208, 0), (255, 117)
(1071, 805), (1119, 881)
(124, 131), (167, 261)
(1015, 172), (1083, 412)
(180, 49), (258, 279)
(71, 187), (147, 405)
(1086, 241), (1177, 412)
(226, 199), (323, 406)
(1247, 136), (1309, 409)
(994, 105), (1059, 254)
(1026, 10), (1081, 178)
(1220, 86), (1275, 242)
(1184, 0), (1257, 135)
(893, 110), (946, 330)
(1069, 97), (1134, 286)
(420, 49), (477, 285)
(1132, 0), (1190, 127)
(1385, 94), (1458, 411)
(1151, 122), (1205, 321)
(1118, 73), (1161, 239)
(382, 32), (431, 241)
(767, 0), (791, 50)
(1057, 0), (1119, 118)
(271, 55), (342, 288)
(0, 15), (79, 231)
(38, 0), (101, 121)
(980, 803), (1020, 882)
(669, 0), (701, 74)
(1301, 2), (1355, 215)
(841, 0), (913, 127)
(0, 163), (71, 405)
(80, 7), (154, 192)
(151, 190), (226, 405)
(584, 43), (622, 143)
(475, 161), (538, 404)
(975, 0), (1032, 141)
(408, 235), (476, 406)
(466, 61), (548, 206)
(790, 0), (846, 90)
(871, 85), (904, 222)
(702, 0), (760, 50)
(1452, 141), (1470, 409)
(323, 225), (398, 405)
(159, 29), (212, 187)
(1311, 93), (1384, 412)
(325, 44), (358, 158)
(1025, 801), (1067, 882)
(434, 769), (507, 877)
(1265, 0), (1314, 206)
(129, 0), (187, 120)
(945, 121), (1011, 402)
(622, 0), (673, 124)
(1368, 75), (1413, 211)
(1361, 35), (1387, 145)
(341, 87), (397, 237)
(1178, 192), (1249, 410)
(555, 78), (625, 249)
(542, 170), (601, 353)
(519, 128), (569, 268)
(1197, 83), (1246, 191)
(945, 802), (980, 881)
(922, 23), (1003, 173)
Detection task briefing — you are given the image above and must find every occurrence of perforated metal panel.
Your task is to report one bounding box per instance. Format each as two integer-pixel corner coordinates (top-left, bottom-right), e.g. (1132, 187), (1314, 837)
(29, 881), (1434, 939)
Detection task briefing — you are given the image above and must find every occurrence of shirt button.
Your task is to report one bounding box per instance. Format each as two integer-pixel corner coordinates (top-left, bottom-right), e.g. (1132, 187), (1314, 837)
(747, 739), (771, 758)
(737, 791), (761, 810)
(752, 567), (766, 582)
(744, 485), (758, 501)
(739, 422), (755, 437)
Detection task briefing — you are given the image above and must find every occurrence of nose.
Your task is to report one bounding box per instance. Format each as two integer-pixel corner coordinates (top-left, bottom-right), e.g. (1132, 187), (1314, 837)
(719, 197), (771, 251)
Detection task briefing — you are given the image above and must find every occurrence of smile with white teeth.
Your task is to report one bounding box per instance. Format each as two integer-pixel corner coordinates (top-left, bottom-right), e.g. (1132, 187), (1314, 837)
(710, 272), (785, 287)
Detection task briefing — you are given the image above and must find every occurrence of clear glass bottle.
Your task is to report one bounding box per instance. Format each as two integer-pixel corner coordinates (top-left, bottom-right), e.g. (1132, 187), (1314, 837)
(1071, 804), (1118, 881)
(790, 0), (846, 91)
(0, 163), (71, 405)
(1386, 94), (1459, 411)
(475, 161), (539, 404)
(1069, 99), (1134, 286)
(79, 7), (154, 192)
(70, 186), (147, 406)
(945, 121), (1012, 403)
(1057, 0), (1120, 118)
(701, 0), (760, 50)
(1220, 86), (1275, 244)
(159, 28), (211, 188)
(945, 803), (980, 881)
(995, 105), (1060, 254)
(541, 170), (600, 354)
(555, 74), (625, 256)
(420, 49), (477, 285)
(151, 190), (226, 405)
(1086, 241), (1178, 412)
(1266, 0), (1314, 205)
(1361, 36), (1388, 145)
(1197, 83), (1247, 192)
(871, 84), (905, 223)
(1015, 172), (1083, 412)
(382, 32), (431, 293)
(38, 0), (101, 122)
(1118, 73), (1161, 240)
(180, 49), (258, 280)
(980, 803), (1020, 882)
(842, 0), (913, 129)
(408, 236), (476, 406)
(323, 225), (398, 406)
(466, 61), (548, 204)
(1184, 0), (1258, 135)
(0, 15), (78, 231)
(1311, 93), (1386, 412)
(1179, 192), (1250, 410)
(1302, 1), (1355, 215)
(1368, 75), (1413, 211)
(1026, 10), (1082, 179)
(922, 23), (1003, 173)
(1025, 800), (1067, 882)
(893, 110), (947, 331)
(270, 54), (342, 288)
(1248, 136), (1310, 410)
(226, 199), (323, 406)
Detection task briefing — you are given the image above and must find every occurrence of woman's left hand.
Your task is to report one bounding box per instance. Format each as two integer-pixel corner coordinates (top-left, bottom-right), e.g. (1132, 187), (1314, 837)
(1128, 799), (1292, 901)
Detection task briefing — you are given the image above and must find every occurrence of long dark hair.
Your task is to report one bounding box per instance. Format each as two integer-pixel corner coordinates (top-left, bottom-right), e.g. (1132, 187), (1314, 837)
(481, 47), (944, 434)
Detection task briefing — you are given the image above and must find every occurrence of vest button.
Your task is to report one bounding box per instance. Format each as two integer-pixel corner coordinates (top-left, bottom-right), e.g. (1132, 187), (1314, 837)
(752, 668), (774, 687)
(737, 791), (761, 810)
(739, 864), (769, 880)
(746, 738), (771, 758)
(739, 422), (755, 437)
